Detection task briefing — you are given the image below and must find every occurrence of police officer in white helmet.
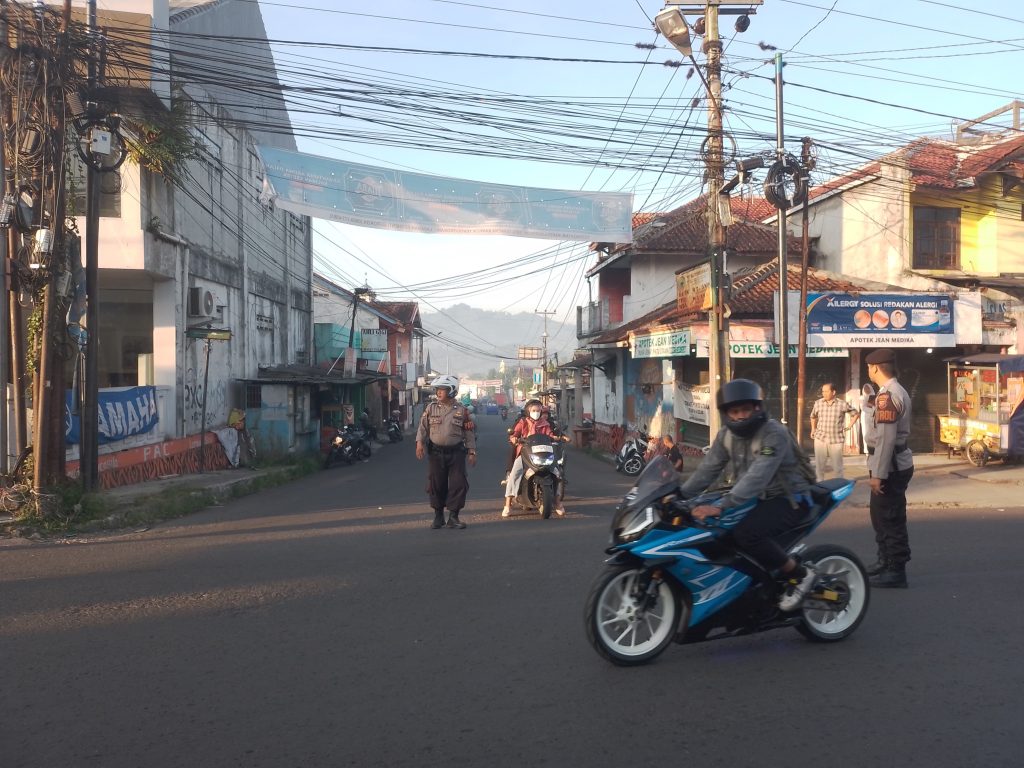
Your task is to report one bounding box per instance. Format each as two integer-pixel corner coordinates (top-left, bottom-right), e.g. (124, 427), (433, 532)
(416, 375), (477, 529)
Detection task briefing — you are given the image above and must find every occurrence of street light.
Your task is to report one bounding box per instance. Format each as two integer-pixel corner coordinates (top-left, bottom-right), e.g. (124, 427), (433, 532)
(654, 8), (692, 56)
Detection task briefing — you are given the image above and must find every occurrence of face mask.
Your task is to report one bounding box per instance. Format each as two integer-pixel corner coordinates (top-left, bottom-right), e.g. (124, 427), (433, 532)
(528, 410), (541, 420)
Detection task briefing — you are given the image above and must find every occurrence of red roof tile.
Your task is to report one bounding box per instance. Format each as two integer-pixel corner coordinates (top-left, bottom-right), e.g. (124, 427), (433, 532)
(901, 133), (1024, 189)
(590, 261), (870, 343)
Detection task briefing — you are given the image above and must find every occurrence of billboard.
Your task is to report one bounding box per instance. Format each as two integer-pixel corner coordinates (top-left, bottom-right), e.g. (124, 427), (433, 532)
(803, 292), (956, 347)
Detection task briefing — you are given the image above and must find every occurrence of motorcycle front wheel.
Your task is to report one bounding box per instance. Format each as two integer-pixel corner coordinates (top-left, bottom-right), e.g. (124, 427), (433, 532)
(796, 545), (870, 642)
(584, 565), (680, 666)
(540, 481), (554, 519)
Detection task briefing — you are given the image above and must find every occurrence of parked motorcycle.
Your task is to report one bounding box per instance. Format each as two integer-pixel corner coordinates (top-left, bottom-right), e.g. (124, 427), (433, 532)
(584, 456), (869, 666)
(386, 415), (403, 443)
(323, 424), (372, 469)
(507, 433), (567, 519)
(615, 425), (650, 476)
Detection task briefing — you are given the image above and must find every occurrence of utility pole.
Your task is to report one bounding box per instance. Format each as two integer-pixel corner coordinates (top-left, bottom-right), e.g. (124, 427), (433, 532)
(704, 2), (729, 435)
(657, 1), (762, 433)
(535, 309), (555, 393)
(81, 0), (99, 490)
(344, 284), (372, 378)
(774, 52), (789, 426)
(0, 0), (10, 474)
(795, 137), (814, 444)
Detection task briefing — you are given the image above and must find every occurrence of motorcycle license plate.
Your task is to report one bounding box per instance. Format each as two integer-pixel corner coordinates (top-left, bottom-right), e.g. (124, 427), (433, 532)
(531, 445), (554, 454)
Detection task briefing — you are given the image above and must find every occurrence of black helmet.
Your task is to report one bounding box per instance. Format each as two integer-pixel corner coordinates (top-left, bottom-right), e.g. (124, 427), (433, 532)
(716, 378), (767, 438)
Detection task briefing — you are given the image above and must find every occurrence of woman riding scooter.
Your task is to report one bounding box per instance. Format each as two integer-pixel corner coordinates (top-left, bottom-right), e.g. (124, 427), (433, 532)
(502, 399), (568, 517)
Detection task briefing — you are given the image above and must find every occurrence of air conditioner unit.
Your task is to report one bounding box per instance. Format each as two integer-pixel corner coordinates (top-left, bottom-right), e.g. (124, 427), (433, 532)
(188, 287), (216, 318)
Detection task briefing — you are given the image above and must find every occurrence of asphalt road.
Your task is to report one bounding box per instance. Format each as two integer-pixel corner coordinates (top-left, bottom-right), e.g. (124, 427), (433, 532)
(3, 416), (1023, 767)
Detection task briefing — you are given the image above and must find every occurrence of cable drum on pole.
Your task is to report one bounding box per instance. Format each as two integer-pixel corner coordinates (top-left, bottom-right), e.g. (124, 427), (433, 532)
(763, 154), (807, 211)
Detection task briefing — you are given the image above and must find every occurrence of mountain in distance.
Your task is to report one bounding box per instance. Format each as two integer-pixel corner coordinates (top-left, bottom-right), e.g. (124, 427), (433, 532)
(420, 303), (578, 379)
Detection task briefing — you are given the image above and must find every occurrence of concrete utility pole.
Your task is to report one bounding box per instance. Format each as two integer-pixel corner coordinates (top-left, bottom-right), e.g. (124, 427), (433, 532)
(795, 137), (815, 444)
(704, 2), (729, 435)
(774, 52), (789, 426)
(535, 310), (555, 393)
(659, 1), (761, 433)
(82, 0), (99, 490)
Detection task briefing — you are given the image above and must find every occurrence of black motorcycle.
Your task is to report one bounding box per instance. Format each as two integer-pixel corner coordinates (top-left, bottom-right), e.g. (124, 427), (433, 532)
(386, 416), (403, 443)
(508, 433), (567, 519)
(323, 424), (372, 469)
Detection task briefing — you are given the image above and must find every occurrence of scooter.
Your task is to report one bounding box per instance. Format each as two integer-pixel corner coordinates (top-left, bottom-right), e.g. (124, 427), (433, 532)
(584, 456), (869, 666)
(386, 416), (403, 443)
(615, 425), (650, 476)
(499, 406), (508, 422)
(507, 433), (567, 519)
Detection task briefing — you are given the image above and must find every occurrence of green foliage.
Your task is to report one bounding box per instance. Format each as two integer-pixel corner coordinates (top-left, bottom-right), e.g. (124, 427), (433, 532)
(121, 100), (201, 184)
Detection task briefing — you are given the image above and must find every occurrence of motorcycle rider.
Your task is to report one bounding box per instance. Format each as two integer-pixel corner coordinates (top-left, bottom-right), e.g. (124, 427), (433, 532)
(502, 399), (567, 517)
(415, 375), (477, 529)
(679, 379), (817, 611)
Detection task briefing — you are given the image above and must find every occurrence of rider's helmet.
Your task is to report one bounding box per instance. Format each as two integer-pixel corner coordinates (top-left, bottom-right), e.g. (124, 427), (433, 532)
(525, 398), (543, 420)
(430, 374), (459, 398)
(716, 378), (767, 439)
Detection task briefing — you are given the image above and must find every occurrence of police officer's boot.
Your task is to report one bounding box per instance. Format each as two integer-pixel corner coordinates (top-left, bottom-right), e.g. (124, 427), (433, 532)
(866, 555), (888, 577)
(869, 563), (907, 588)
(430, 510), (445, 529)
(446, 512), (467, 529)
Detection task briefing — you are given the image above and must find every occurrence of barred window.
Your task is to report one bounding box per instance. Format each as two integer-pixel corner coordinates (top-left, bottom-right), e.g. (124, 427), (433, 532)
(913, 206), (960, 270)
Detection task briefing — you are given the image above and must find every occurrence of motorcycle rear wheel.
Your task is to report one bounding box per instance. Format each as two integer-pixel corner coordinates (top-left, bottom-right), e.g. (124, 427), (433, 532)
(585, 565), (680, 666)
(796, 545), (870, 642)
(622, 454), (644, 476)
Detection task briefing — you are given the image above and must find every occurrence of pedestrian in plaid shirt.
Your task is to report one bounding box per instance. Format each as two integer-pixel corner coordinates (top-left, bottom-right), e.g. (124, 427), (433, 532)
(810, 382), (860, 481)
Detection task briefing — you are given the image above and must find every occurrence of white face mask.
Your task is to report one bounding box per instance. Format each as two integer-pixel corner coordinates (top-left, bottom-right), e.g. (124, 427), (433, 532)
(528, 410), (541, 420)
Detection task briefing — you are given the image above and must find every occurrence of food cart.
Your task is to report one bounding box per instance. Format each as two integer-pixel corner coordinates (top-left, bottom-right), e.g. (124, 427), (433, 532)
(938, 354), (1024, 466)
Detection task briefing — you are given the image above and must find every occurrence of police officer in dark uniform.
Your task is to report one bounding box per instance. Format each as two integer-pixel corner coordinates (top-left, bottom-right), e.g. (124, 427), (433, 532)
(864, 348), (914, 588)
(415, 374), (477, 529)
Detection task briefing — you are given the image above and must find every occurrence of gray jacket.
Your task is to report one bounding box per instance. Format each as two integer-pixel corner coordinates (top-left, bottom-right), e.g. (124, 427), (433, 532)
(680, 419), (810, 507)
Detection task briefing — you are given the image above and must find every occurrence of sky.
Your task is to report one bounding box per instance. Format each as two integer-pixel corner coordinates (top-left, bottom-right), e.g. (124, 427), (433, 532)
(252, 0), (1024, 363)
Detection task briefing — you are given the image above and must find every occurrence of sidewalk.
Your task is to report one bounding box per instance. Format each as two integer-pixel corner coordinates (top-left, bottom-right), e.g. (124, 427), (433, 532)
(599, 449), (1024, 510)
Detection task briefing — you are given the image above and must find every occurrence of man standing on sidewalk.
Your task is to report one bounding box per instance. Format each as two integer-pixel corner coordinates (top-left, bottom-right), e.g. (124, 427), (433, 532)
(865, 349), (914, 588)
(810, 382), (859, 481)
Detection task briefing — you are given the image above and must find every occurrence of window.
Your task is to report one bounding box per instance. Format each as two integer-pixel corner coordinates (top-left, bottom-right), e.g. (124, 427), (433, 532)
(245, 383), (262, 409)
(913, 206), (960, 270)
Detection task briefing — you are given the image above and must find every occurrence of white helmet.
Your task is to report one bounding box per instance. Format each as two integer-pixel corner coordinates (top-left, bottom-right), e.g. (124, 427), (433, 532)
(430, 374), (459, 396)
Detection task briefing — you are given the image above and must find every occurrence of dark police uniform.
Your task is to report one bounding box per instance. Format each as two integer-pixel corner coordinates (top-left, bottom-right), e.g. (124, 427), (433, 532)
(416, 400), (476, 528)
(865, 348), (914, 585)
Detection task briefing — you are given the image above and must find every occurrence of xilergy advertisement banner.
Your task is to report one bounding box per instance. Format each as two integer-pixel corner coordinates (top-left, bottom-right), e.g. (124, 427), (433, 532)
(805, 293), (955, 347)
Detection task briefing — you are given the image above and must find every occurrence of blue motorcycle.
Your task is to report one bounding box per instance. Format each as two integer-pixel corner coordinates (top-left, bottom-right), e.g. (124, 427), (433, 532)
(584, 456), (870, 665)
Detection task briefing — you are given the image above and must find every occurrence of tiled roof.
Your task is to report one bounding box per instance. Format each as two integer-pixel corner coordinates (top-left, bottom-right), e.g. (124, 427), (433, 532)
(372, 301), (420, 327)
(900, 133), (1024, 189)
(623, 196), (800, 255)
(590, 261), (872, 343)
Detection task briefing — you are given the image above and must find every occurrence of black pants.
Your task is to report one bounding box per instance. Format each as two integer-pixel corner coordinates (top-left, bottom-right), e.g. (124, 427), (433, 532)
(427, 448), (469, 513)
(732, 495), (809, 571)
(870, 467), (913, 566)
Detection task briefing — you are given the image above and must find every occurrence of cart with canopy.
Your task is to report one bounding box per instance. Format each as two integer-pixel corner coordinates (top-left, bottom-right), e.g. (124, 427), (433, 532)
(938, 354), (1024, 466)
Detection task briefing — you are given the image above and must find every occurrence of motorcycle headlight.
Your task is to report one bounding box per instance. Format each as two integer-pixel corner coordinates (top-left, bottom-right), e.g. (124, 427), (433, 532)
(333, 436), (344, 446)
(530, 445), (555, 466)
(618, 505), (656, 543)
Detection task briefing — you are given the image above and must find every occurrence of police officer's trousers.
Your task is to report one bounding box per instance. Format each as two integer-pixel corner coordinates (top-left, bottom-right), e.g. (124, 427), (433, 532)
(870, 467), (913, 566)
(427, 447), (469, 513)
